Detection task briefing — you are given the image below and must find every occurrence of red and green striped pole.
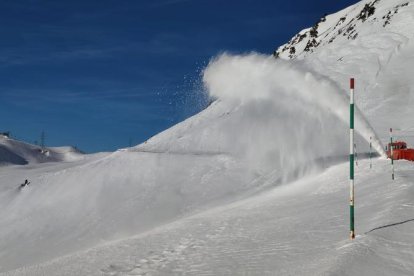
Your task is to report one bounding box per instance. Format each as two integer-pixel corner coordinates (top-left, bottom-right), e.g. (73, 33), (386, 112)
(390, 128), (395, 180)
(350, 78), (355, 240)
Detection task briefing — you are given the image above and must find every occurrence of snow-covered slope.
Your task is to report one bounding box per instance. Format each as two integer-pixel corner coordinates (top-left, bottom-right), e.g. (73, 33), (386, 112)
(275, 0), (414, 144)
(1, 0), (414, 275)
(275, 0), (410, 60)
(5, 159), (414, 276)
(0, 136), (84, 166)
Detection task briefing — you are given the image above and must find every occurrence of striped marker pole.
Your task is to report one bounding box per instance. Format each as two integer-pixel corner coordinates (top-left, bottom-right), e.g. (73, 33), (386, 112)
(390, 128), (395, 180)
(369, 136), (372, 169)
(350, 78), (355, 240)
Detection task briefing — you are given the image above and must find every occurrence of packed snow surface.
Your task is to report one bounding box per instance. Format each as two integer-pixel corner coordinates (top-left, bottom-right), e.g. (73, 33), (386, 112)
(1, 0), (414, 275)
(5, 159), (414, 276)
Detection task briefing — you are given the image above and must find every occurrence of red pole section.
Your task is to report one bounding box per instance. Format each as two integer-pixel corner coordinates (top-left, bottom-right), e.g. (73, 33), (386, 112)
(350, 78), (355, 89)
(390, 128), (394, 180)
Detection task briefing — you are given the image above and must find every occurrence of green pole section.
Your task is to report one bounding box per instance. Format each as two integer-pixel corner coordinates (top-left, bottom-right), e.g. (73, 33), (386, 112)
(390, 128), (394, 180)
(350, 78), (355, 240)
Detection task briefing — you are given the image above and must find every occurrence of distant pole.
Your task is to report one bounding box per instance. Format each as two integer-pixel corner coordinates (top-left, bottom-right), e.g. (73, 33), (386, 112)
(40, 130), (45, 150)
(369, 136), (372, 169)
(390, 128), (395, 180)
(350, 78), (355, 240)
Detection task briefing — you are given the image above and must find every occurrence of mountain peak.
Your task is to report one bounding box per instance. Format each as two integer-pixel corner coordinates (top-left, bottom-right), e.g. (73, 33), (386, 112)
(274, 0), (411, 59)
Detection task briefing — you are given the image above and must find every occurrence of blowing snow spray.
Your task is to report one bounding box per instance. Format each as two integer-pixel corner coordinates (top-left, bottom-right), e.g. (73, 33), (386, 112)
(390, 128), (395, 180)
(349, 78), (355, 240)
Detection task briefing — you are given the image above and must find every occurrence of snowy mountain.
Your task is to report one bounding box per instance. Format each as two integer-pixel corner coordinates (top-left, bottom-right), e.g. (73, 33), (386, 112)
(274, 0), (409, 60)
(1, 0), (414, 275)
(0, 135), (84, 166)
(274, 0), (414, 145)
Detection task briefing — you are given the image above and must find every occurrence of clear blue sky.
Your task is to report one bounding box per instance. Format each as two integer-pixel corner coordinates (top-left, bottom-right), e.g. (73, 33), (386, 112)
(0, 0), (359, 152)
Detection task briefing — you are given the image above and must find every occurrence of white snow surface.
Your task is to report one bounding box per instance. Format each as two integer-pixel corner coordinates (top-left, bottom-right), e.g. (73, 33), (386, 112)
(1, 0), (414, 275)
(4, 159), (414, 276)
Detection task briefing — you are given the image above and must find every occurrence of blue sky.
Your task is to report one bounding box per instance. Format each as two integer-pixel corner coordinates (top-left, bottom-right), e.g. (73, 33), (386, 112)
(0, 0), (359, 152)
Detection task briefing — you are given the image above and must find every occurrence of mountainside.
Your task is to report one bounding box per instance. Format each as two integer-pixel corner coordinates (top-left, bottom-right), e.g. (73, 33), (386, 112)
(0, 135), (84, 166)
(275, 0), (410, 60)
(1, 0), (414, 275)
(275, 0), (414, 145)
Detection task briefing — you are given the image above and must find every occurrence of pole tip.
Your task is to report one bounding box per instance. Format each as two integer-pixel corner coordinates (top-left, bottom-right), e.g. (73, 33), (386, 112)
(390, 128), (393, 132)
(350, 78), (355, 89)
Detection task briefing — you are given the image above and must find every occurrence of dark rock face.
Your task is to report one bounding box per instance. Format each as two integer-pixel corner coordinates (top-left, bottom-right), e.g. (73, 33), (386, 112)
(0, 146), (28, 166)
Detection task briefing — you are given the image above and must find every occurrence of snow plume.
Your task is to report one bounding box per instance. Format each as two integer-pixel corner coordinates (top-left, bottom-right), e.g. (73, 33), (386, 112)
(202, 53), (385, 175)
